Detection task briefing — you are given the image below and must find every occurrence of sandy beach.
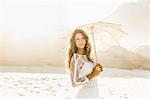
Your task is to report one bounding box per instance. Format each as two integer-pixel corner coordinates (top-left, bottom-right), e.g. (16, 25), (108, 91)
(0, 66), (149, 99)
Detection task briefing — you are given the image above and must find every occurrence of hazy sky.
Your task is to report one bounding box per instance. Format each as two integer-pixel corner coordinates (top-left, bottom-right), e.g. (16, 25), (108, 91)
(0, 0), (149, 51)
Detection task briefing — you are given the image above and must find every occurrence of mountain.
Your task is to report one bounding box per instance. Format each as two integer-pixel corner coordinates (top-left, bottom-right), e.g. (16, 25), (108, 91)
(134, 45), (150, 70)
(96, 45), (149, 70)
(134, 45), (150, 60)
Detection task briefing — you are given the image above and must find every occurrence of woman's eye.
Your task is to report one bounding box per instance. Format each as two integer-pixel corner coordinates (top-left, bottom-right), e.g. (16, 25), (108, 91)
(82, 37), (85, 40)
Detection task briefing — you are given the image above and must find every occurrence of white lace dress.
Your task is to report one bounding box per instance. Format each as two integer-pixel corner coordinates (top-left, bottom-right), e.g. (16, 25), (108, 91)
(70, 53), (99, 99)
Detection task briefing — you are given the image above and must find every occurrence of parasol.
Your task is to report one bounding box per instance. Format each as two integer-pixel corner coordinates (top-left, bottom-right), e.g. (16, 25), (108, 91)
(63, 21), (127, 63)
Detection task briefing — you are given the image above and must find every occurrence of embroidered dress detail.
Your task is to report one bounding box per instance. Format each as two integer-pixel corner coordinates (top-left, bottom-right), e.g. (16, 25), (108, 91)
(70, 53), (100, 98)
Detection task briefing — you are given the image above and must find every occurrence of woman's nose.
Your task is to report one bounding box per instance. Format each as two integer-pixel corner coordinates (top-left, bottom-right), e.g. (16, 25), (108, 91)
(79, 39), (83, 42)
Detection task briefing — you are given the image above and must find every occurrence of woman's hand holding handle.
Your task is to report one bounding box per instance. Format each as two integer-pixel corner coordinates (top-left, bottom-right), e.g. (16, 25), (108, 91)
(87, 63), (103, 80)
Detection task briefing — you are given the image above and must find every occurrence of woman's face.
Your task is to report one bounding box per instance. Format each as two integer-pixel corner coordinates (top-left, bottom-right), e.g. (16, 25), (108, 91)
(75, 33), (86, 49)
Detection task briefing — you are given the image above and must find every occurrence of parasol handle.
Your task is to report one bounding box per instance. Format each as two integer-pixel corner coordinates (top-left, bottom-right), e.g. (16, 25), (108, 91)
(91, 25), (97, 63)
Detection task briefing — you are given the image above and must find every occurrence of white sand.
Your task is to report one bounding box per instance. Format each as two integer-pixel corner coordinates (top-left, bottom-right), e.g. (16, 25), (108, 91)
(0, 67), (150, 99)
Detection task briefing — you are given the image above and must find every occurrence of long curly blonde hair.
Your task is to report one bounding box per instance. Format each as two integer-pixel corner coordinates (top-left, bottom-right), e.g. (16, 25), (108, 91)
(67, 29), (93, 69)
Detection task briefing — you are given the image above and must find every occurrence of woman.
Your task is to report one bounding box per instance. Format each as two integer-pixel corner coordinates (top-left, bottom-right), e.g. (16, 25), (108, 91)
(67, 29), (103, 99)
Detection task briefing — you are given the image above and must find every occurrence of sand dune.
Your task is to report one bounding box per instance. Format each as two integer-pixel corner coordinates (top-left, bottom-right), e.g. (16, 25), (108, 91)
(0, 26), (71, 67)
(97, 46), (150, 70)
(0, 25), (149, 70)
(134, 45), (150, 70)
(1, 44), (150, 71)
(134, 45), (150, 60)
(140, 62), (150, 70)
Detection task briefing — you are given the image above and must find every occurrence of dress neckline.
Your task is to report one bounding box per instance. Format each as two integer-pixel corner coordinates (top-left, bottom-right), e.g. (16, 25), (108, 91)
(75, 53), (86, 56)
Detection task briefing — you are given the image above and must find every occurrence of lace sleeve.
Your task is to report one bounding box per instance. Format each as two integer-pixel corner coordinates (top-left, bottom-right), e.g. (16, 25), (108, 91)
(70, 53), (89, 87)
